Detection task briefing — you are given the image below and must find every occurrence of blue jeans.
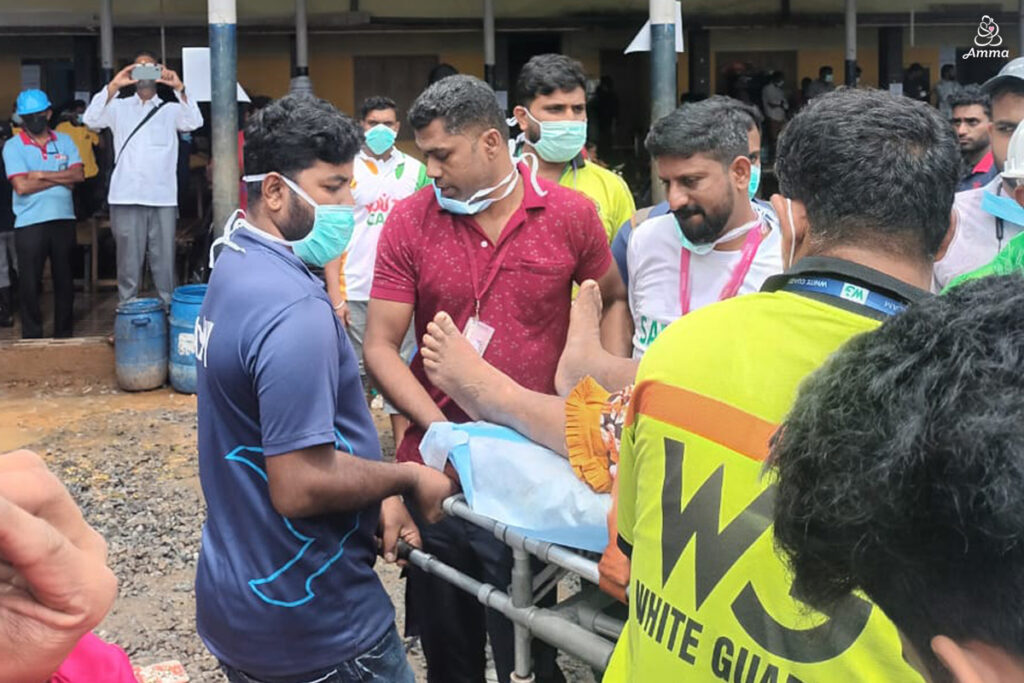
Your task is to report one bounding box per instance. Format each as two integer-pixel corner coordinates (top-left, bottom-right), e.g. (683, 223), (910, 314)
(219, 626), (415, 683)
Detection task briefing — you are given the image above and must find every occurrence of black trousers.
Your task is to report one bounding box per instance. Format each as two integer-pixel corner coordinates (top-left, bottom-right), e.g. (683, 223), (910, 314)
(406, 510), (566, 683)
(15, 220), (75, 339)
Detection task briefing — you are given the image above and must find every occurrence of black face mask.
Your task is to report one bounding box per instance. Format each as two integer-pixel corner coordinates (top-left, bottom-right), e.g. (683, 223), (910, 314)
(22, 114), (48, 136)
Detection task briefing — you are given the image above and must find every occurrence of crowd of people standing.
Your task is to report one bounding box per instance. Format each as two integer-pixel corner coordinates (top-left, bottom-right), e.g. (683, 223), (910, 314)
(5, 49), (1024, 683)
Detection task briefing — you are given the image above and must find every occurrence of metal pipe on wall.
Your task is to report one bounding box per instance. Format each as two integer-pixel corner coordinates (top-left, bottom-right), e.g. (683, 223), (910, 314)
(160, 0), (167, 64)
(291, 0), (313, 94)
(650, 0), (676, 203)
(100, 0), (114, 82)
(845, 0), (857, 86)
(209, 0), (239, 243)
(483, 0), (496, 86)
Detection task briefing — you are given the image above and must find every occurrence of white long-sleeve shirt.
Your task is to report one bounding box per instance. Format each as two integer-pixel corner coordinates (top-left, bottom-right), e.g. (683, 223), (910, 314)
(84, 89), (203, 207)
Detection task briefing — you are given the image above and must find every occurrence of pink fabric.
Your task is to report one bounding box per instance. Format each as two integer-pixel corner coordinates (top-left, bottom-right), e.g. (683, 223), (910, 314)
(51, 632), (138, 683)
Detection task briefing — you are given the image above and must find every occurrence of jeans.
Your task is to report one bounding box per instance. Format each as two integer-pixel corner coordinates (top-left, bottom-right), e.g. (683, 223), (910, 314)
(219, 626), (414, 683)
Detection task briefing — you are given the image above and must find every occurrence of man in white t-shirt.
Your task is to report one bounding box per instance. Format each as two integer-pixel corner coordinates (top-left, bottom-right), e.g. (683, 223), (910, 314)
(325, 96), (428, 444)
(934, 58), (1024, 290)
(628, 97), (782, 357)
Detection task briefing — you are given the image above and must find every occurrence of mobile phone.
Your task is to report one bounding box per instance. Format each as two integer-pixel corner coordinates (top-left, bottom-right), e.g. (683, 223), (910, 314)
(132, 64), (162, 81)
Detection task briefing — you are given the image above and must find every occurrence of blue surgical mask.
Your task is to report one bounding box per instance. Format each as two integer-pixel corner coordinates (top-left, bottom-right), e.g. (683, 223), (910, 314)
(241, 173), (355, 267)
(434, 166), (519, 215)
(364, 124), (397, 156)
(748, 163), (762, 200)
(981, 190), (1024, 226)
(524, 109), (587, 164)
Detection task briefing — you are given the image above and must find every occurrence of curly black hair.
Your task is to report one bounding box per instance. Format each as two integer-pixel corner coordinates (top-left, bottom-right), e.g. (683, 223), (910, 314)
(770, 274), (1024, 680)
(243, 94), (362, 208)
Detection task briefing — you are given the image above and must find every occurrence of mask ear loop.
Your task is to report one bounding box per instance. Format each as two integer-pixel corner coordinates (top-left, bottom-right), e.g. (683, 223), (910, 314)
(516, 150), (549, 198)
(209, 209), (247, 269)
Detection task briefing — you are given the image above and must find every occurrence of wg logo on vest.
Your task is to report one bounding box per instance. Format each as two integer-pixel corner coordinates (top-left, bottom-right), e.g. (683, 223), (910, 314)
(964, 16), (1009, 59)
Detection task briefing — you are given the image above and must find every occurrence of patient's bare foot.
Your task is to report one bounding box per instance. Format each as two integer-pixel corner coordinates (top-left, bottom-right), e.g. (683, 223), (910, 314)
(554, 279), (605, 396)
(422, 312), (509, 421)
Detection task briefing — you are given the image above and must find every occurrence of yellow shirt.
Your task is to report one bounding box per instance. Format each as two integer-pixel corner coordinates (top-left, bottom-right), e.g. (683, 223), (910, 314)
(55, 122), (99, 179)
(605, 289), (922, 683)
(560, 159), (635, 244)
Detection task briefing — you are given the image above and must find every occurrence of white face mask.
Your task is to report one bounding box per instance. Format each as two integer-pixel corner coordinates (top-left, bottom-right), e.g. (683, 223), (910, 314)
(784, 198), (798, 270)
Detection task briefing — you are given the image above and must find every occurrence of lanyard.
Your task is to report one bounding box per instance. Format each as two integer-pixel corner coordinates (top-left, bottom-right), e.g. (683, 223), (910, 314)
(457, 226), (515, 319)
(678, 224), (767, 315)
(781, 276), (907, 316)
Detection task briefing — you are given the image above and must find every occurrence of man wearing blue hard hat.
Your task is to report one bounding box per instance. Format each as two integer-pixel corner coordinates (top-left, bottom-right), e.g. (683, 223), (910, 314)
(2, 89), (83, 338)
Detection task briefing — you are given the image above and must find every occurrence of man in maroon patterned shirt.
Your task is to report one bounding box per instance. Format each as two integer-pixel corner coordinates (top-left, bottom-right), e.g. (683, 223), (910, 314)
(365, 75), (628, 683)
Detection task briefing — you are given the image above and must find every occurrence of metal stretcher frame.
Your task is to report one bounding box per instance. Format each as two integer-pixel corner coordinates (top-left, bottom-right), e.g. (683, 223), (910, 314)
(399, 495), (625, 682)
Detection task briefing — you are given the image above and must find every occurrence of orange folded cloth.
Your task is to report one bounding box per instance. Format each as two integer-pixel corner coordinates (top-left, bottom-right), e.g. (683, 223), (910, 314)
(565, 376), (615, 493)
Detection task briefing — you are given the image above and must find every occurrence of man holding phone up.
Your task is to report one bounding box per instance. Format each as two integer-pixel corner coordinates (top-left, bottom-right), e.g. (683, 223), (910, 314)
(84, 49), (203, 305)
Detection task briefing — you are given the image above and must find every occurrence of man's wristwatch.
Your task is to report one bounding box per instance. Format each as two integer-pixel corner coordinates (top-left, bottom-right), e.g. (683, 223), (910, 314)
(333, 300), (346, 311)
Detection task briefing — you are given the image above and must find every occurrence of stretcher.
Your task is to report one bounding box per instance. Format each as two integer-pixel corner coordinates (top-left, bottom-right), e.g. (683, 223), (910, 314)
(399, 494), (625, 682)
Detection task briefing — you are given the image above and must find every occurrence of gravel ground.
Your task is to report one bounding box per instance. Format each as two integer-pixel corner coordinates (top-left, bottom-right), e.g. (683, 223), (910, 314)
(2, 385), (597, 683)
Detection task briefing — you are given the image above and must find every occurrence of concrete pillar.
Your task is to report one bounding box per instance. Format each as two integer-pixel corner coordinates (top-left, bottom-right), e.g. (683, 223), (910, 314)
(209, 0), (239, 241)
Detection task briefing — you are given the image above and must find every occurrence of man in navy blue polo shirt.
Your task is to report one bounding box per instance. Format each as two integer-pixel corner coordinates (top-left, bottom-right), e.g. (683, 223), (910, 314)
(195, 94), (456, 683)
(2, 89), (83, 338)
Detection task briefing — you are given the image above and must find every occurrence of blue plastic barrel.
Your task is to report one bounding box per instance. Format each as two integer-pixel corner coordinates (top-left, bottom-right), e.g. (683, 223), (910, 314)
(169, 284), (208, 394)
(114, 298), (168, 391)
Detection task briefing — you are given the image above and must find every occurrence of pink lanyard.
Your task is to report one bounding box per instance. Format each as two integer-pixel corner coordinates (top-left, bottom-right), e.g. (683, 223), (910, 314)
(678, 224), (767, 315)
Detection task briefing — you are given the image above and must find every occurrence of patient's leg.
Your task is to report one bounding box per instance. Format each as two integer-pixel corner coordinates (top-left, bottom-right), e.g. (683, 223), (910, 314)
(421, 312), (569, 456)
(554, 280), (639, 396)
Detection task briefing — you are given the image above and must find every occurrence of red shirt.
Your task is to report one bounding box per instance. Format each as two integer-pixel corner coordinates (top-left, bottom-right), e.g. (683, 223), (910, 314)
(372, 162), (613, 463)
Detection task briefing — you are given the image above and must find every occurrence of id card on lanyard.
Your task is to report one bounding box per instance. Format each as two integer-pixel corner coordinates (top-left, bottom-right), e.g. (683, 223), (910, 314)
(457, 227), (513, 356)
(678, 224), (767, 315)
